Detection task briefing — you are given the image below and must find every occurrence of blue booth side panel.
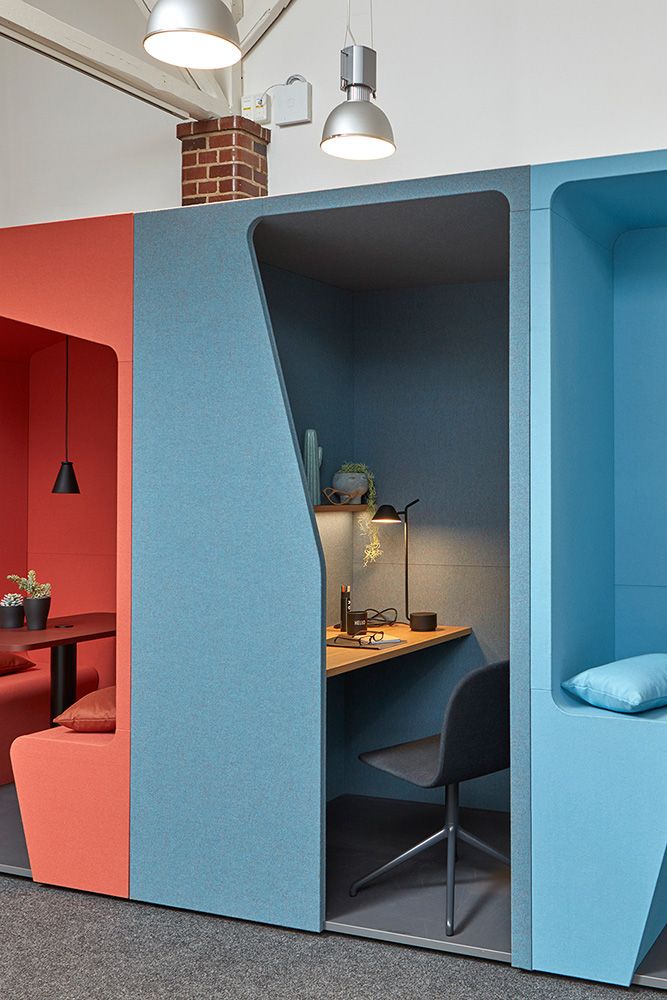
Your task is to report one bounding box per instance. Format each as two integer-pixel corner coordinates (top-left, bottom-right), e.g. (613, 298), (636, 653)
(130, 207), (325, 931)
(530, 153), (667, 986)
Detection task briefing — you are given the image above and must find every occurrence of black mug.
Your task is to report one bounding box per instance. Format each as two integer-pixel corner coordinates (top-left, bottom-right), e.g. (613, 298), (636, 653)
(346, 610), (367, 637)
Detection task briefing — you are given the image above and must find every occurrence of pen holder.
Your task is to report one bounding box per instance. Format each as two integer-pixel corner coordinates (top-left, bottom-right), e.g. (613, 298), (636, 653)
(346, 610), (367, 637)
(340, 588), (351, 630)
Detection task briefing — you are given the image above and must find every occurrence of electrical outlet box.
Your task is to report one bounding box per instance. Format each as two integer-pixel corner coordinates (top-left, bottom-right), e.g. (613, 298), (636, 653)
(273, 80), (312, 127)
(241, 93), (270, 125)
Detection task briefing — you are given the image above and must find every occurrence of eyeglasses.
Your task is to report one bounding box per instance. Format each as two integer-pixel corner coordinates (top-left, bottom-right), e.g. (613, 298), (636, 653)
(329, 631), (386, 648)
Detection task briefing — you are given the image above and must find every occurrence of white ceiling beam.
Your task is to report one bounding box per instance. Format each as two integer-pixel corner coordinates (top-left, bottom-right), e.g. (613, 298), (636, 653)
(0, 0), (231, 119)
(238, 0), (295, 56)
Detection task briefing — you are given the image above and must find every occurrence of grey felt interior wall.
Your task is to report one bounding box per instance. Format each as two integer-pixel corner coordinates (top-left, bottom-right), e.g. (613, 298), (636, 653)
(263, 266), (509, 811)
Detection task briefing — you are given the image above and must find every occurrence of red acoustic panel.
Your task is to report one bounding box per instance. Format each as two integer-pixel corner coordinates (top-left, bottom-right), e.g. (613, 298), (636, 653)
(0, 216), (133, 362)
(0, 214), (133, 898)
(0, 363), (29, 588)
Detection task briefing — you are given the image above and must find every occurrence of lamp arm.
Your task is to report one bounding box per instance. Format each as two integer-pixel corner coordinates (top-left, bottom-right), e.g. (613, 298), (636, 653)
(400, 499), (419, 621)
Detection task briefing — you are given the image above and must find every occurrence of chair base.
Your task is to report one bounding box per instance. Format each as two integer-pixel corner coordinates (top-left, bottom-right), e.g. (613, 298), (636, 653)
(349, 784), (509, 936)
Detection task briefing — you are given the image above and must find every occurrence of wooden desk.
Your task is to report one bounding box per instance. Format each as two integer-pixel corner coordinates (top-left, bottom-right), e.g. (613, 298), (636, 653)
(325, 623), (472, 678)
(0, 613), (116, 719)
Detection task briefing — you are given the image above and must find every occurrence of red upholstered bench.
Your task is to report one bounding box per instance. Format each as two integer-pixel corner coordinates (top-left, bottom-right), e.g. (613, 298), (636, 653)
(0, 663), (98, 785)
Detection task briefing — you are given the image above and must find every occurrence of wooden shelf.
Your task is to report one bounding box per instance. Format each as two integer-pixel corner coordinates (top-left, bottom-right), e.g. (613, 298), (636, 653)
(314, 504), (369, 514)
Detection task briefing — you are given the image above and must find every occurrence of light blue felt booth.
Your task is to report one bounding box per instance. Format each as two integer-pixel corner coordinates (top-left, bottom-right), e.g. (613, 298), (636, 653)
(531, 150), (667, 987)
(130, 169), (531, 961)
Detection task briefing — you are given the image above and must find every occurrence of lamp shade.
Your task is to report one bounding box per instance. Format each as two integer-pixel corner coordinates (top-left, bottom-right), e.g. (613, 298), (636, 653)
(52, 461), (80, 495)
(143, 0), (241, 69)
(321, 99), (395, 160)
(372, 504), (402, 524)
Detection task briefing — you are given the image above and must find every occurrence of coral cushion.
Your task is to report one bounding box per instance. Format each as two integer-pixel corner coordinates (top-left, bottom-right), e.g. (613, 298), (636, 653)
(0, 653), (35, 675)
(54, 685), (116, 732)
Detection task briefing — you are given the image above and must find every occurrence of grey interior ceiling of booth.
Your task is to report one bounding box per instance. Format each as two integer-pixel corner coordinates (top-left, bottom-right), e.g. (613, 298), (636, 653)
(253, 191), (510, 291)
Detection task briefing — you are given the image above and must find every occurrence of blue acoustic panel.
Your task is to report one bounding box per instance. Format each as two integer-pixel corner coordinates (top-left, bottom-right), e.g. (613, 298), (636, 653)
(259, 264), (355, 491)
(507, 207), (532, 972)
(616, 586), (667, 659)
(614, 228), (667, 590)
(130, 166), (531, 943)
(530, 152), (667, 985)
(131, 208), (325, 930)
(531, 689), (667, 985)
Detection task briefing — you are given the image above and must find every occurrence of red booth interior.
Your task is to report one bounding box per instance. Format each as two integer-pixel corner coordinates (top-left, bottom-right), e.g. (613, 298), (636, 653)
(0, 318), (118, 814)
(0, 317), (118, 686)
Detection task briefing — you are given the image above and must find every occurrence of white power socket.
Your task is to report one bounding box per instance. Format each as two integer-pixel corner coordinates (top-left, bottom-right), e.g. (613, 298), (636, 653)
(273, 80), (312, 127)
(241, 93), (271, 125)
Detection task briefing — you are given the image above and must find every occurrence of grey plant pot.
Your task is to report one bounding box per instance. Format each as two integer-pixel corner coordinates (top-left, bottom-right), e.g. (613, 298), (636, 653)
(0, 605), (24, 629)
(24, 597), (50, 631)
(332, 472), (368, 504)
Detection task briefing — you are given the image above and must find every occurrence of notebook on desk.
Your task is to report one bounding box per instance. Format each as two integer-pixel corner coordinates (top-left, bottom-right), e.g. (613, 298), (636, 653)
(326, 636), (406, 650)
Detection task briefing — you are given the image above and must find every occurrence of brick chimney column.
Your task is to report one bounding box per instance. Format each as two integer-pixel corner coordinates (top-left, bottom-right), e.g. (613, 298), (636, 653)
(177, 116), (270, 205)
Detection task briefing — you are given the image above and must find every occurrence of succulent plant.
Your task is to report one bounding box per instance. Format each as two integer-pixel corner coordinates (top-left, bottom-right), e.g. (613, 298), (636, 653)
(7, 570), (51, 600)
(0, 593), (23, 607)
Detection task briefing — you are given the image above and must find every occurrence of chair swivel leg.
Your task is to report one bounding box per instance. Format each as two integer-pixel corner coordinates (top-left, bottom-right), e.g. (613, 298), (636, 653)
(445, 783), (459, 936)
(457, 826), (510, 866)
(349, 825), (448, 897)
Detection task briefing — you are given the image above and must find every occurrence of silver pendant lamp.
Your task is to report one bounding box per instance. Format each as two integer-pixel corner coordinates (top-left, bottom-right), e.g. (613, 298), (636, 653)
(321, 1), (395, 160)
(143, 0), (241, 69)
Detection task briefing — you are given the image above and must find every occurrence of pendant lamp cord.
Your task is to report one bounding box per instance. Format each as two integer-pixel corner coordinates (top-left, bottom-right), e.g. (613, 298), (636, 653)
(344, 0), (374, 48)
(345, 0), (356, 45)
(64, 336), (69, 463)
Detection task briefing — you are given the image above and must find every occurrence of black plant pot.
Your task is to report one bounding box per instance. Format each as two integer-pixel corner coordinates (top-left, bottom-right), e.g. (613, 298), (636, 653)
(0, 605), (24, 629)
(24, 597), (51, 631)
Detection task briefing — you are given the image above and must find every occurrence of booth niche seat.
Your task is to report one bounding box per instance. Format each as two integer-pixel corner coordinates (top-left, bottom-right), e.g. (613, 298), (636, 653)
(10, 709), (129, 894)
(0, 663), (98, 785)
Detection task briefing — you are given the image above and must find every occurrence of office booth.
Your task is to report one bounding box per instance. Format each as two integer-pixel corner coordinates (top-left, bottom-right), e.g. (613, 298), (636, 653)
(0, 216), (132, 895)
(252, 184), (529, 960)
(1, 153), (666, 991)
(530, 150), (667, 989)
(127, 168), (531, 965)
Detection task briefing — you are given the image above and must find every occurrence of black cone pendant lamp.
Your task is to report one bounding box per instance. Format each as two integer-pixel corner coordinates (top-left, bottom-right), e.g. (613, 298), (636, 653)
(52, 337), (80, 494)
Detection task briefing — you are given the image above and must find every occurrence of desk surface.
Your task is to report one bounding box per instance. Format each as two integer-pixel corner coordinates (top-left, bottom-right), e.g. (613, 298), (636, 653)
(325, 623), (471, 678)
(0, 613), (116, 652)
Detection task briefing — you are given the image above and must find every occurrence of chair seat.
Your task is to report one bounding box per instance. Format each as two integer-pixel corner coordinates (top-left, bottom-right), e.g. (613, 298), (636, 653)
(360, 733), (441, 788)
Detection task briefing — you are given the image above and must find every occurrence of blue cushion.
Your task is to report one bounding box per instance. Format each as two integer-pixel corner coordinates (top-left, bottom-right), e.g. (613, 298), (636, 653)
(562, 653), (667, 714)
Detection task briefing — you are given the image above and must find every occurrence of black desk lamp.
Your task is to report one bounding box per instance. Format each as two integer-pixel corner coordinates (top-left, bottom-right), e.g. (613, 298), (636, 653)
(372, 499), (438, 632)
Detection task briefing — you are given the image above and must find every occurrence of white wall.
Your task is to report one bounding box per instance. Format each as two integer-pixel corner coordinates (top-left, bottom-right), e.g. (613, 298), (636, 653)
(244, 0), (667, 196)
(0, 0), (181, 227)
(3, 0), (667, 223)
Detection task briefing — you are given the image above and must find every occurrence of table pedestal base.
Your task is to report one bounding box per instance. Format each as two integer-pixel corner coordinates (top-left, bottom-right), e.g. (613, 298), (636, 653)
(50, 645), (77, 723)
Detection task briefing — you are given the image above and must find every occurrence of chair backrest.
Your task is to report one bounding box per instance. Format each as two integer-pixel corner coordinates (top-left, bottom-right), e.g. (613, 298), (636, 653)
(434, 660), (510, 787)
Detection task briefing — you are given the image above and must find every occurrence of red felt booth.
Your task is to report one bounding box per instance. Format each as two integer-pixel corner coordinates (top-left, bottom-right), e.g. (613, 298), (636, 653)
(0, 215), (133, 898)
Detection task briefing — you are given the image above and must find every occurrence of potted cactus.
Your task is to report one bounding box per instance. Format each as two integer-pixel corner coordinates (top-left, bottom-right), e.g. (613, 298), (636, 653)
(0, 593), (24, 629)
(7, 571), (51, 631)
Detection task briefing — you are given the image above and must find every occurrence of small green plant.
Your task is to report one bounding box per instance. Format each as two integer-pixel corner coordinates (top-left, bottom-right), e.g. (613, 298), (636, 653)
(339, 463), (382, 566)
(0, 593), (23, 607)
(7, 570), (51, 600)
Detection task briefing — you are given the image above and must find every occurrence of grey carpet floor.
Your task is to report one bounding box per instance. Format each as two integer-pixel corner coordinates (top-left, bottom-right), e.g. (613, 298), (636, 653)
(0, 875), (656, 1000)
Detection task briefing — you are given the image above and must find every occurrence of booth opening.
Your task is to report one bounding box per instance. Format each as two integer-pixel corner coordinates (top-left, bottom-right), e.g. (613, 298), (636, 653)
(253, 191), (512, 959)
(548, 171), (667, 989)
(0, 318), (118, 876)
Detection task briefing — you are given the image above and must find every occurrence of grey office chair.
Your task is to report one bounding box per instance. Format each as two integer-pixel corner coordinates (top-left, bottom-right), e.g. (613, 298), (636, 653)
(350, 660), (510, 936)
